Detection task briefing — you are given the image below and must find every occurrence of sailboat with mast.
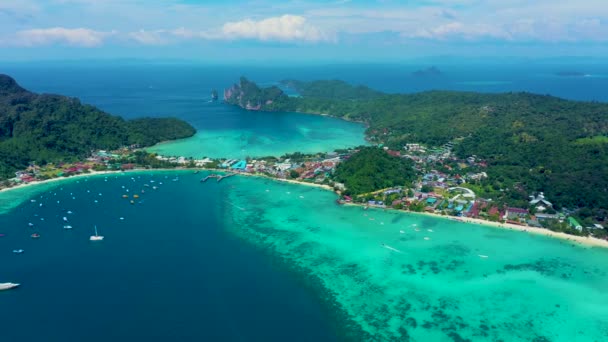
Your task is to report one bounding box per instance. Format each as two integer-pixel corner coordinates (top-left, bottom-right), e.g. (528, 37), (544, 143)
(90, 225), (104, 241)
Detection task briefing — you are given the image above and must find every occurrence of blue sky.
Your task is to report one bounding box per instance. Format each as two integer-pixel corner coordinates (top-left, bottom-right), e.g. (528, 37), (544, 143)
(1, 0), (607, 61)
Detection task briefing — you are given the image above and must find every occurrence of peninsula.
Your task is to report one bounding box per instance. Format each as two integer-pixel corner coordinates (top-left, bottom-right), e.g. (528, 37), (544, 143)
(223, 77), (608, 239)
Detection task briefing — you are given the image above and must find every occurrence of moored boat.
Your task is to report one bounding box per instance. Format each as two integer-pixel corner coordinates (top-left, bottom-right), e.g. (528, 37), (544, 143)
(90, 225), (104, 241)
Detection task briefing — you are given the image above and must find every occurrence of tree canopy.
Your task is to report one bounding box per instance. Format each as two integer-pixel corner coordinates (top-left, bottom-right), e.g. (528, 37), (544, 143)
(333, 147), (417, 196)
(0, 74), (195, 178)
(226, 77), (608, 213)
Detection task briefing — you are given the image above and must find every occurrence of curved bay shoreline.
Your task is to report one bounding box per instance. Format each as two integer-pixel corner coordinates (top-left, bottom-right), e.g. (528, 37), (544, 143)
(1, 168), (607, 249)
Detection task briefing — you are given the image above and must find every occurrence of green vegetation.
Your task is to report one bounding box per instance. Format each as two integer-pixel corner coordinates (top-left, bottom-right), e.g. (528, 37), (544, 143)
(281, 79), (382, 101)
(333, 147), (416, 196)
(224, 77), (290, 109)
(226, 77), (608, 214)
(0, 74), (195, 179)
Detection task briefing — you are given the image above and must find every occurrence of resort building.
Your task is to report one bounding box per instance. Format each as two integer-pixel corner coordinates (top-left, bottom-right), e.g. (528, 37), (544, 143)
(529, 192), (553, 212)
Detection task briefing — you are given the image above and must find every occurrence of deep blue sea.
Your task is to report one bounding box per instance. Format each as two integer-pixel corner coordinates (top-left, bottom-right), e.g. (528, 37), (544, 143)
(1, 61), (608, 341)
(0, 172), (339, 342)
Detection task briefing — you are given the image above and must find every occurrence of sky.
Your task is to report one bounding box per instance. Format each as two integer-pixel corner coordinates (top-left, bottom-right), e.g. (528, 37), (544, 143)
(1, 0), (607, 62)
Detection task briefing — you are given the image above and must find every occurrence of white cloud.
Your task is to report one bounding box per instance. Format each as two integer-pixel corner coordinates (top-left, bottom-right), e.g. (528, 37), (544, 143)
(408, 22), (512, 41)
(221, 15), (332, 42)
(128, 29), (168, 45)
(13, 27), (111, 47)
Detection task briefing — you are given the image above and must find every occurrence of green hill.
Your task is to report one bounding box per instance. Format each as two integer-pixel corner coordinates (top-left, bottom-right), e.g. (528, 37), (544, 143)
(225, 77), (608, 214)
(0, 74), (195, 178)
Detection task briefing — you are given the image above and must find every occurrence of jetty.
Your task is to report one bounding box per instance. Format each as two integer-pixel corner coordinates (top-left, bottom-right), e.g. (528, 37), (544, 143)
(200, 173), (236, 183)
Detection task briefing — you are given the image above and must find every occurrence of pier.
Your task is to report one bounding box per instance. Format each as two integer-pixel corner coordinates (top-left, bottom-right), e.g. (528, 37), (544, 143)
(200, 173), (236, 183)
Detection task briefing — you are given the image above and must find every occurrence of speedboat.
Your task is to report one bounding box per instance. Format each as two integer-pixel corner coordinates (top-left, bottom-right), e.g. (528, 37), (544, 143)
(0, 283), (20, 291)
(12, 249), (24, 254)
(63, 225), (73, 230)
(31, 233), (40, 239)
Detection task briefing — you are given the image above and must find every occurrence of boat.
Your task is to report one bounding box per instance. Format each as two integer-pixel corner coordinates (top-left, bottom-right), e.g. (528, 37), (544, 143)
(28, 223), (34, 227)
(63, 225), (73, 230)
(0, 283), (20, 291)
(478, 255), (489, 258)
(31, 233), (40, 239)
(12, 249), (24, 254)
(63, 216), (68, 222)
(122, 195), (128, 198)
(133, 194), (139, 199)
(130, 200), (135, 204)
(90, 225), (104, 241)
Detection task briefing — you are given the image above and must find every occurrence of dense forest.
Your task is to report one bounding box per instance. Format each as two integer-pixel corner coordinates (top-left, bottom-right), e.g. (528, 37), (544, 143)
(225, 77), (608, 213)
(0, 74), (196, 178)
(334, 147), (417, 196)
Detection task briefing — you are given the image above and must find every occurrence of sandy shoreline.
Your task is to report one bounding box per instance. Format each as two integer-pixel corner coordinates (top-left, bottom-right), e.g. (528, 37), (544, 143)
(2, 168), (606, 249)
(344, 202), (608, 248)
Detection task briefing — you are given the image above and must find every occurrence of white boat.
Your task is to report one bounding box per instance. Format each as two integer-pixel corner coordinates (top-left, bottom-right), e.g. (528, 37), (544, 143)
(12, 249), (24, 254)
(63, 225), (73, 230)
(90, 225), (104, 241)
(0, 283), (20, 291)
(63, 216), (68, 222)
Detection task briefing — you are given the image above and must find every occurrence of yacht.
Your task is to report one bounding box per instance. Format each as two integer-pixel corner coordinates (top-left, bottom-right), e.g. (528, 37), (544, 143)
(0, 283), (20, 291)
(90, 225), (104, 241)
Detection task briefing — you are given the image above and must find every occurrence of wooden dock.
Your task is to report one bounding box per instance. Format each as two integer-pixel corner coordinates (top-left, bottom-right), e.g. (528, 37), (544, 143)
(200, 173), (236, 183)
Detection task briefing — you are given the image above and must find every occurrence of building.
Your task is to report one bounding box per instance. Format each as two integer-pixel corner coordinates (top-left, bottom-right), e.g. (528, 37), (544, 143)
(568, 217), (583, 231)
(529, 192), (553, 212)
(505, 207), (528, 220)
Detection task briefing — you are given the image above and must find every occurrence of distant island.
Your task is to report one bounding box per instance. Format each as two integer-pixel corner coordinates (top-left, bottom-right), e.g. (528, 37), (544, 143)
(0, 74), (196, 179)
(411, 66), (443, 77)
(223, 76), (608, 231)
(555, 71), (587, 77)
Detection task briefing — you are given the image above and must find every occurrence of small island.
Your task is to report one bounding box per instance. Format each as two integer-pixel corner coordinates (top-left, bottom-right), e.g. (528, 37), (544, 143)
(411, 66), (443, 77)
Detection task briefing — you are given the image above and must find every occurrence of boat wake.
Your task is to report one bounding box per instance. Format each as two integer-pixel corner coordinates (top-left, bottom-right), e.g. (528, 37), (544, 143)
(382, 244), (402, 253)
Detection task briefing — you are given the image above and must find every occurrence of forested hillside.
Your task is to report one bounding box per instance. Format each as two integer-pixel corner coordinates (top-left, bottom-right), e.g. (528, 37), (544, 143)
(333, 147), (417, 196)
(0, 74), (195, 178)
(225, 78), (608, 213)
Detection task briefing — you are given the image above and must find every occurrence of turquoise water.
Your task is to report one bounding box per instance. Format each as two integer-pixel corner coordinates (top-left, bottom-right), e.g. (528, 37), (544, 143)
(146, 106), (367, 158)
(2, 65), (369, 159)
(223, 176), (608, 341)
(2, 173), (607, 341)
